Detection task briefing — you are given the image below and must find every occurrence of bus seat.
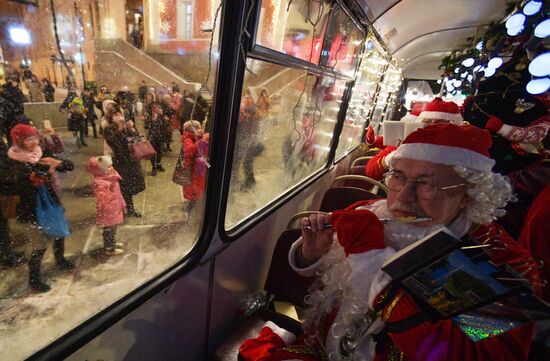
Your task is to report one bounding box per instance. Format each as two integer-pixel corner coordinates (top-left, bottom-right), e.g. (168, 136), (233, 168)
(350, 155), (374, 168)
(319, 186), (379, 212)
(264, 229), (313, 309)
(211, 220), (315, 360)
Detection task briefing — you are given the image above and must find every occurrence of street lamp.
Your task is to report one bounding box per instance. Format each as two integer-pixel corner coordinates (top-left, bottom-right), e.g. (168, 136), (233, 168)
(9, 26), (31, 72)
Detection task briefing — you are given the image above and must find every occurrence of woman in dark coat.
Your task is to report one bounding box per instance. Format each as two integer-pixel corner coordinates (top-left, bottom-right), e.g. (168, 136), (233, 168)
(43, 79), (55, 102)
(4, 124), (74, 292)
(103, 110), (145, 217)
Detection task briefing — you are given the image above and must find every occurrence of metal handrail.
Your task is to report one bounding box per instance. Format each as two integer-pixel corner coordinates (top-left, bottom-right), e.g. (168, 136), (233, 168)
(332, 175), (389, 195)
(286, 211), (326, 230)
(351, 156), (374, 168)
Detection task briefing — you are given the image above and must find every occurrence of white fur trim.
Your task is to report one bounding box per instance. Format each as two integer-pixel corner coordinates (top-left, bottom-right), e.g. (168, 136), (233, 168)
(388, 143), (495, 172)
(498, 124), (513, 138)
(368, 270), (394, 308)
(417, 111), (463, 124)
(401, 114), (419, 122)
(347, 248), (396, 297)
(262, 321), (297, 346)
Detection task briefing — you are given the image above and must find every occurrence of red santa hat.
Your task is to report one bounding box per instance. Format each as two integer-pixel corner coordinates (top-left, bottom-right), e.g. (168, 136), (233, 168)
(386, 123), (496, 172)
(239, 321), (300, 361)
(10, 124), (39, 144)
(400, 101), (427, 122)
(417, 97), (463, 124)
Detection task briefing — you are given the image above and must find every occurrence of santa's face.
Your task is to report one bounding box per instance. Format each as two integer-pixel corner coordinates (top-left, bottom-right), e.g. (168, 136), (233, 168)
(387, 159), (468, 227)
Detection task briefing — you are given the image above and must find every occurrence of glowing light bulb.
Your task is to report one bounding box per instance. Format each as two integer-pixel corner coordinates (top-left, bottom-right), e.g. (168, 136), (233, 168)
(487, 57), (503, 69)
(462, 58), (475, 67)
(484, 67), (496, 77)
(506, 13), (526, 30)
(523, 1), (542, 16)
(528, 52), (550, 77)
(526, 77), (550, 94)
(534, 19), (550, 38)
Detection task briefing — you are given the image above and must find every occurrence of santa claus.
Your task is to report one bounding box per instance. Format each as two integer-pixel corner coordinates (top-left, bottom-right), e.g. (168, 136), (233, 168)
(240, 123), (540, 361)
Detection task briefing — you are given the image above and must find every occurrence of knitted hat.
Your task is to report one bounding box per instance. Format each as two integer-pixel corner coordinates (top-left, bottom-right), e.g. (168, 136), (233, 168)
(86, 156), (113, 175)
(10, 124), (39, 144)
(96, 155), (113, 174)
(386, 123), (496, 172)
(417, 98), (463, 124)
(183, 120), (202, 133)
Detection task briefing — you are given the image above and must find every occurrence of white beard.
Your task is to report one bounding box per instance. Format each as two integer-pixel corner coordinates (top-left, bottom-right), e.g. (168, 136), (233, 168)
(383, 221), (444, 250)
(358, 199), (471, 250)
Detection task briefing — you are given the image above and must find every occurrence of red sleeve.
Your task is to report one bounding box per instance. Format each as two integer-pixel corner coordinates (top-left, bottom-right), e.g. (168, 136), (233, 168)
(519, 183), (550, 302)
(380, 224), (540, 361)
(182, 135), (197, 167)
(365, 146), (397, 181)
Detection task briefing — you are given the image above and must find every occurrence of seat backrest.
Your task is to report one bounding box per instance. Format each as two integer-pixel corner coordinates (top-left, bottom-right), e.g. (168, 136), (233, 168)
(319, 186), (378, 212)
(264, 229), (314, 309)
(345, 166), (374, 190)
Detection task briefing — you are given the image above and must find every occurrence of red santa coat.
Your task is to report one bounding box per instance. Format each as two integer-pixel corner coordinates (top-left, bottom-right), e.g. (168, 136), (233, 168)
(241, 200), (540, 361)
(519, 182), (550, 302)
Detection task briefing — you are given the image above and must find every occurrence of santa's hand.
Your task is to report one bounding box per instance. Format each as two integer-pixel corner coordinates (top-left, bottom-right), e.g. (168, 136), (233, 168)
(300, 213), (333, 262)
(485, 115), (503, 133)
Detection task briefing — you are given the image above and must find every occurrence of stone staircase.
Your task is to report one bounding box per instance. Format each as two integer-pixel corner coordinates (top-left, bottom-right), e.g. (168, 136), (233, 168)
(94, 39), (200, 93)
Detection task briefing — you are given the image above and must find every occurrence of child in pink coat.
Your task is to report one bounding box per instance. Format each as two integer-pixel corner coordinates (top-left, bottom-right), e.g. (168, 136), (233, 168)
(86, 156), (126, 256)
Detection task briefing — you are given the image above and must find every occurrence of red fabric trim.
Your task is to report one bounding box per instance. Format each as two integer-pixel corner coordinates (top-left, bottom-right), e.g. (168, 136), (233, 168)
(519, 182), (550, 302)
(365, 146), (396, 181)
(331, 209), (385, 255)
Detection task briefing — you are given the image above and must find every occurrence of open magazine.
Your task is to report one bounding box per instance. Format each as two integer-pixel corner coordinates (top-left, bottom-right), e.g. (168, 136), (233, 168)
(381, 228), (550, 341)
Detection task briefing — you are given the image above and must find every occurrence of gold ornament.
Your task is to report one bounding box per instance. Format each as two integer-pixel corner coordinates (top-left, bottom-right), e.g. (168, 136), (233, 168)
(515, 107), (525, 114)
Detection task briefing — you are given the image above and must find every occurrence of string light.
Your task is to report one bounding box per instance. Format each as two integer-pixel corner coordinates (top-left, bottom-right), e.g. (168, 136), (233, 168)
(528, 52), (550, 77)
(526, 77), (550, 94)
(523, 1), (542, 16)
(534, 19), (550, 38)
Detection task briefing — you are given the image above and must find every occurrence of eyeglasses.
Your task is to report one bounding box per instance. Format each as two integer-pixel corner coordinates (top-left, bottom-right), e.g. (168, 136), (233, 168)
(384, 171), (467, 200)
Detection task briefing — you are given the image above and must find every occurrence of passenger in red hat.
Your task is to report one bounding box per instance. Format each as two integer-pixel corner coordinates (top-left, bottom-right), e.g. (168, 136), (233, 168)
(3, 124), (75, 292)
(365, 98), (463, 181)
(240, 123), (539, 361)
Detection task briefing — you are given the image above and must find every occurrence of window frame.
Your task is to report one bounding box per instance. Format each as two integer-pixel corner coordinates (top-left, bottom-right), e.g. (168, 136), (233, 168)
(25, 1), (242, 359)
(220, 0), (365, 238)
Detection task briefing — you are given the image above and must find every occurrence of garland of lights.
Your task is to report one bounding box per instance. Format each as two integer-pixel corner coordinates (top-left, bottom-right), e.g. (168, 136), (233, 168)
(438, 0), (548, 97)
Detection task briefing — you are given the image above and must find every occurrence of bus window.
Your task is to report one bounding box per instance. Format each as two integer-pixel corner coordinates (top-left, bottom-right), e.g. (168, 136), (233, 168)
(0, 0), (220, 358)
(319, 3), (365, 78)
(370, 63), (403, 131)
(256, 0), (329, 64)
(225, 59), (345, 229)
(335, 35), (388, 159)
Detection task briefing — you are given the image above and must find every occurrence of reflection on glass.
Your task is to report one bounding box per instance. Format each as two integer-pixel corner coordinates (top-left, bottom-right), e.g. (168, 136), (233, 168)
(257, 0), (329, 64)
(0, 0), (219, 359)
(226, 59), (343, 229)
(370, 63), (403, 133)
(319, 4), (364, 77)
(335, 35), (387, 158)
